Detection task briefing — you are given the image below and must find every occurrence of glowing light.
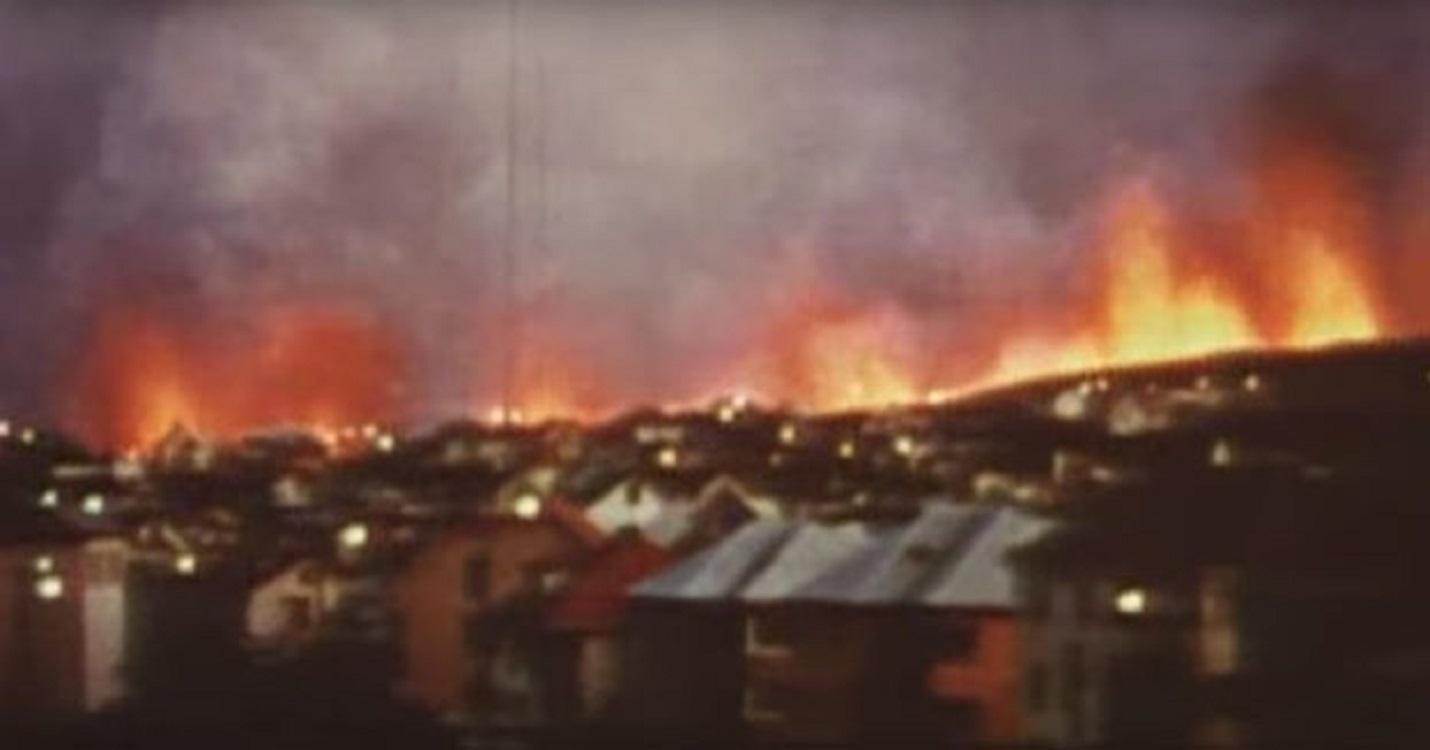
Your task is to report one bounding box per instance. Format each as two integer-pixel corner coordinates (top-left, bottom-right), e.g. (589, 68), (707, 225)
(81, 493), (105, 516)
(0, 420), (9, 438)
(19, 428), (35, 445)
(838, 440), (856, 460)
(374, 433), (396, 453)
(656, 446), (679, 469)
(174, 553), (197, 576)
(717, 404), (737, 424)
(778, 423), (799, 445)
(512, 494), (542, 520)
(893, 435), (916, 458)
(33, 556), (54, 574)
(1243, 373), (1262, 393)
(37, 489), (58, 509)
(1210, 438), (1235, 468)
(35, 574), (64, 600)
(1283, 233), (1379, 346)
(1115, 587), (1147, 616)
(338, 523), (369, 550)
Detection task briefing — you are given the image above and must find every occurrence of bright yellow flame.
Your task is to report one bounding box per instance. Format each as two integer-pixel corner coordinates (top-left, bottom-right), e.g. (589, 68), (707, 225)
(1282, 233), (1379, 346)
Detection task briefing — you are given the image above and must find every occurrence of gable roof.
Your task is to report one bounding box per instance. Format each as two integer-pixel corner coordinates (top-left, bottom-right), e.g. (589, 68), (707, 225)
(918, 506), (1054, 608)
(631, 520), (791, 600)
(793, 503), (984, 605)
(740, 522), (873, 602)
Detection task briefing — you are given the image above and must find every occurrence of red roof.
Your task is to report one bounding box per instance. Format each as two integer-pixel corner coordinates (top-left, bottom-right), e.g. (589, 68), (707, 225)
(547, 532), (673, 632)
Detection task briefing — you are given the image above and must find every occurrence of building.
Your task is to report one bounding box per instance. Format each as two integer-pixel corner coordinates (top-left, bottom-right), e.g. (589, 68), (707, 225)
(543, 529), (673, 724)
(1014, 471), (1430, 747)
(620, 502), (1051, 745)
(393, 498), (603, 725)
(0, 509), (129, 716)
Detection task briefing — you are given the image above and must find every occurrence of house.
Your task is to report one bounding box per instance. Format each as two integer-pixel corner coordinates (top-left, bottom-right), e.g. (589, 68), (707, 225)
(753, 503), (1050, 745)
(0, 508), (129, 716)
(619, 501), (1052, 745)
(543, 529), (673, 725)
(392, 498), (603, 725)
(1013, 471), (1430, 747)
(618, 520), (793, 737)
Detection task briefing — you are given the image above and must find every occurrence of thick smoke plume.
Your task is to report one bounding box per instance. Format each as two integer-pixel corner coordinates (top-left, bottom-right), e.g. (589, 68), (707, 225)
(1, 1), (1428, 443)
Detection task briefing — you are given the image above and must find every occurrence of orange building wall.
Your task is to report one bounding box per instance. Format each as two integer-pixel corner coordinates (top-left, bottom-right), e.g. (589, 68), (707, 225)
(927, 614), (1022, 743)
(394, 520), (588, 716)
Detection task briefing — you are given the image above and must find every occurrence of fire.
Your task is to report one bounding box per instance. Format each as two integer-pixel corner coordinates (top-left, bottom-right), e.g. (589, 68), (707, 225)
(68, 305), (405, 449)
(753, 282), (920, 411)
(983, 159), (1382, 389)
(481, 322), (614, 425)
(1284, 233), (1379, 346)
(988, 181), (1262, 384)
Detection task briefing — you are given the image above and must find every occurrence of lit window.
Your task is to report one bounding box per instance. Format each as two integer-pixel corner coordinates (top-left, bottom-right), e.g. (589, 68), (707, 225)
(512, 494), (542, 520)
(1210, 438), (1235, 468)
(338, 523), (369, 550)
(1115, 587), (1147, 616)
(174, 553), (197, 576)
(894, 435), (916, 457)
(35, 574), (64, 600)
(81, 493), (105, 516)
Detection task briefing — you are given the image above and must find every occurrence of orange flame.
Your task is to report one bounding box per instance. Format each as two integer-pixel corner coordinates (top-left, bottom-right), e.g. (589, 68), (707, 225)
(68, 305), (405, 449)
(480, 321), (614, 425)
(750, 280), (920, 411)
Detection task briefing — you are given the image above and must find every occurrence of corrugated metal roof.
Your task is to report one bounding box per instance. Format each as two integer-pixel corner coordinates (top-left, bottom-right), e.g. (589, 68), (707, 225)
(631, 520), (792, 600)
(839, 503), (984, 605)
(740, 522), (872, 603)
(918, 506), (1054, 608)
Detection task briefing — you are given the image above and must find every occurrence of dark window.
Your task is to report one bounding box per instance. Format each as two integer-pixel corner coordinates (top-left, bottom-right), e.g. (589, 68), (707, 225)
(1027, 663), (1049, 712)
(464, 556), (490, 602)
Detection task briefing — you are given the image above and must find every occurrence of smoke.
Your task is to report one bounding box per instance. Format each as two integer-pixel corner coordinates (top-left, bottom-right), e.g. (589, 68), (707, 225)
(1, 1), (1428, 436)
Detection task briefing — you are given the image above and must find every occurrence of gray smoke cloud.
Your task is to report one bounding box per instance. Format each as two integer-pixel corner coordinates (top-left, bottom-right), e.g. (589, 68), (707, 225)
(2, 1), (1428, 430)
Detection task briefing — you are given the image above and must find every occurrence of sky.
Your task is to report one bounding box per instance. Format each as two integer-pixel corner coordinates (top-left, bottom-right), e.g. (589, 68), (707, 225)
(2, 1), (1429, 432)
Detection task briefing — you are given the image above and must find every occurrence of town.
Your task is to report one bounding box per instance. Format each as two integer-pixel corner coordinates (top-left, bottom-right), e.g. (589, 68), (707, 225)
(4, 338), (1430, 748)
